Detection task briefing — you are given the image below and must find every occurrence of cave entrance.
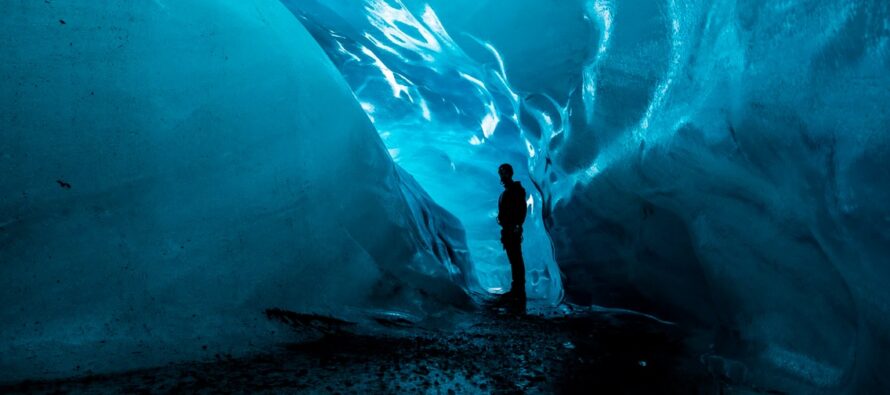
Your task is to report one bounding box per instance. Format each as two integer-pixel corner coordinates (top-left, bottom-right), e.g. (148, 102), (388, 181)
(285, 0), (563, 305)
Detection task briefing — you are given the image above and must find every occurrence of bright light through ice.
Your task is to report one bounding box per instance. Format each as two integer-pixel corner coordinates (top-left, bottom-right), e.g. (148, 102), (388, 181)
(581, 162), (602, 184)
(459, 72), (486, 89)
(582, 0), (614, 122)
(420, 5), (449, 40)
(336, 41), (362, 62)
(469, 135), (484, 145)
(526, 139), (536, 157)
(481, 114), (498, 138)
(365, 0), (441, 53)
(527, 195), (535, 216)
(472, 37), (521, 102)
(594, 0), (613, 49)
(481, 102), (499, 138)
(420, 99), (431, 120)
(364, 33), (400, 56)
(361, 46), (409, 98)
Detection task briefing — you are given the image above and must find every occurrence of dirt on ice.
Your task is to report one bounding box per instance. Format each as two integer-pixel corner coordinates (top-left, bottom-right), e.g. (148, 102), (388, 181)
(2, 306), (754, 394)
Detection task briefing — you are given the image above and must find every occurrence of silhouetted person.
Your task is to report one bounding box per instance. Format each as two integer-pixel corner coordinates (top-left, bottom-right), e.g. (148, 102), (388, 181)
(497, 163), (527, 313)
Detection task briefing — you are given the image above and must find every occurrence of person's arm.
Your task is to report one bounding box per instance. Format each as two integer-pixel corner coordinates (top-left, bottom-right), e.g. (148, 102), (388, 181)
(497, 194), (504, 225)
(516, 188), (528, 226)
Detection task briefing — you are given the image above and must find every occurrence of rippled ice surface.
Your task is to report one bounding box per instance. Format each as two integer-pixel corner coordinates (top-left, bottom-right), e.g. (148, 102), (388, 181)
(2, 0), (888, 392)
(283, 0), (564, 304)
(285, 0), (890, 392)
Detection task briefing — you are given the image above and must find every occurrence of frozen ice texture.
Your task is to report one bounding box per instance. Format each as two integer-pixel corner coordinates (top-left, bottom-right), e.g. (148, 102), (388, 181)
(2, 0), (889, 392)
(413, 0), (890, 392)
(0, 0), (469, 381)
(287, 0), (889, 391)
(281, 0), (564, 304)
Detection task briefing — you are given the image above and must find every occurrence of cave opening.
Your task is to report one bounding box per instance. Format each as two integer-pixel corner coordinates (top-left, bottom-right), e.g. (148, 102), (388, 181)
(284, 0), (565, 306)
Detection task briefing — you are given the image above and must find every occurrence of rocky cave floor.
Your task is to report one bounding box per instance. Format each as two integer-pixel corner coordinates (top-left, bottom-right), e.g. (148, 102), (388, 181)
(2, 306), (779, 394)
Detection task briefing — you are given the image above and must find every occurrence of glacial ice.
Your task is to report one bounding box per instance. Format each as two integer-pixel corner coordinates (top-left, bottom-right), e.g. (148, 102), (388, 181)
(288, 0), (890, 391)
(396, 0), (890, 392)
(2, 0), (889, 392)
(281, 0), (564, 304)
(0, 0), (469, 381)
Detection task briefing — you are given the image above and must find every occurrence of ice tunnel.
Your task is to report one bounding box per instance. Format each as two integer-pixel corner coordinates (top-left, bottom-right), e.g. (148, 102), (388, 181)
(2, 0), (890, 393)
(280, 0), (564, 303)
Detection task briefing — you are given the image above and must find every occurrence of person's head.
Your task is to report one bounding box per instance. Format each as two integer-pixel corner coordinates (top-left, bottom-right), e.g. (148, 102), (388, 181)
(498, 163), (514, 185)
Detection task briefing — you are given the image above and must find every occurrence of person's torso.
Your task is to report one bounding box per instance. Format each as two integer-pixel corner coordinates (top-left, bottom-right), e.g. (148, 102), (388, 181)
(498, 181), (526, 227)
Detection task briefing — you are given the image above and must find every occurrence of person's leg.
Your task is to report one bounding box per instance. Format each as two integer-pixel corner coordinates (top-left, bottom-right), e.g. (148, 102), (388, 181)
(500, 229), (514, 295)
(505, 238), (526, 312)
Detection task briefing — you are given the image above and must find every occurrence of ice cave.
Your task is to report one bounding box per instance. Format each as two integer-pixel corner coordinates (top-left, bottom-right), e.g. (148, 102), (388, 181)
(1, 0), (889, 393)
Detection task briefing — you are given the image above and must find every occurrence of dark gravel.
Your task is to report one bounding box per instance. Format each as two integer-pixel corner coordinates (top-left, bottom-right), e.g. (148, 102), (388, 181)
(2, 307), (736, 394)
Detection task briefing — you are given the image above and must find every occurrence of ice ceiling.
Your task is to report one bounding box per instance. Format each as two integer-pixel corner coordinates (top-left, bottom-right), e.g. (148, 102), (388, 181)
(1, 0), (889, 392)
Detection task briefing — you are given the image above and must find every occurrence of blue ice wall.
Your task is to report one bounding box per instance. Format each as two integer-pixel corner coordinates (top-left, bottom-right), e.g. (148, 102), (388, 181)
(279, 0), (887, 391)
(2, 0), (889, 392)
(399, 0), (890, 392)
(280, 0), (564, 304)
(0, 0), (470, 381)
